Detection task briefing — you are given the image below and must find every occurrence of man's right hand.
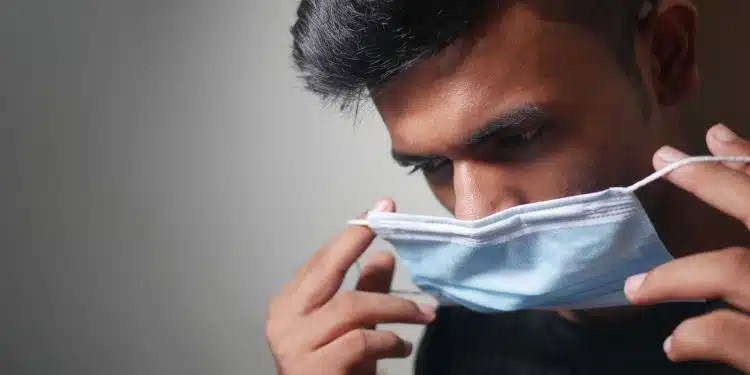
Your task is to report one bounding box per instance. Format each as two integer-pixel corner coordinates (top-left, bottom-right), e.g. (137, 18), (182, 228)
(265, 199), (437, 375)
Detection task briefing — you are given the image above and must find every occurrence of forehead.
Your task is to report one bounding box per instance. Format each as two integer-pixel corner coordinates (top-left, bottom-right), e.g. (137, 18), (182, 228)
(374, 5), (623, 155)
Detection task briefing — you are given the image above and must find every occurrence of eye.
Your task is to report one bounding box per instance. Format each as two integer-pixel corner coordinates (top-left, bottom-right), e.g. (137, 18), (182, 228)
(407, 157), (451, 176)
(402, 124), (547, 176)
(494, 126), (545, 148)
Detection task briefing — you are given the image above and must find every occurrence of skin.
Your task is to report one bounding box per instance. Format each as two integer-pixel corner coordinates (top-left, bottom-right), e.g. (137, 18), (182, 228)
(266, 2), (750, 374)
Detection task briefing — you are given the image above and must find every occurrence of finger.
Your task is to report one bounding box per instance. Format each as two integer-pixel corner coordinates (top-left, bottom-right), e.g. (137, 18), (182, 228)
(291, 206), (380, 289)
(706, 124), (750, 175)
(292, 199), (396, 314)
(304, 291), (435, 349)
(270, 208), (378, 316)
(653, 146), (750, 228)
(625, 247), (750, 311)
(356, 251), (397, 331)
(666, 309), (750, 373)
(350, 361), (377, 375)
(356, 251), (396, 294)
(318, 329), (413, 371)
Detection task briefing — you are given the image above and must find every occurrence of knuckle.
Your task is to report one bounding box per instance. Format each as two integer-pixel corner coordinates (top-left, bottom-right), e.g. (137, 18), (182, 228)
(264, 305), (294, 350)
(342, 329), (370, 360)
(379, 331), (401, 349)
(265, 302), (279, 335)
(264, 317), (284, 346)
(268, 295), (283, 316)
(266, 296), (290, 327)
(265, 322), (300, 363)
(402, 299), (424, 316)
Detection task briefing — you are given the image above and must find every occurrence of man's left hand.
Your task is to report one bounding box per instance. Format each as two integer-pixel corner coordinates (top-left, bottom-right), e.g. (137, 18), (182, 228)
(624, 124), (750, 373)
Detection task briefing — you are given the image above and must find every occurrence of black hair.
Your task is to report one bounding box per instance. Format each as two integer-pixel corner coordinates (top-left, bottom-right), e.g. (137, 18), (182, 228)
(291, 0), (659, 110)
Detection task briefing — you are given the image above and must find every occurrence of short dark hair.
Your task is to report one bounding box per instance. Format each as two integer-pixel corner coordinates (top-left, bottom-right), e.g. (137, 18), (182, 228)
(291, 0), (659, 110)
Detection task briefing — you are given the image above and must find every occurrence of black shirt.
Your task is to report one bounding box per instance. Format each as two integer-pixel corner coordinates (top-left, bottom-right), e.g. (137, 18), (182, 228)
(415, 302), (741, 375)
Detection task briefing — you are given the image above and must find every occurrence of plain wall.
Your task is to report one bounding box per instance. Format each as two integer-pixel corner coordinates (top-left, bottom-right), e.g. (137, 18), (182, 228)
(0, 1), (439, 375)
(684, 0), (750, 140)
(0, 1), (746, 375)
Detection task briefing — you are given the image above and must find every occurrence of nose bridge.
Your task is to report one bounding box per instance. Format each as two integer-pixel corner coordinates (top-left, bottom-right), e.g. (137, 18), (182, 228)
(452, 160), (520, 220)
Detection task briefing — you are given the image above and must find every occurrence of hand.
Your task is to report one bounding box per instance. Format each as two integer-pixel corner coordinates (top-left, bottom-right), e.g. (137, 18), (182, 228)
(624, 124), (750, 373)
(265, 199), (436, 375)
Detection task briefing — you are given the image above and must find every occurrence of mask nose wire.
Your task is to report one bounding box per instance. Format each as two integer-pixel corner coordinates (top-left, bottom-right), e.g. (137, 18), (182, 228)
(625, 156), (750, 193)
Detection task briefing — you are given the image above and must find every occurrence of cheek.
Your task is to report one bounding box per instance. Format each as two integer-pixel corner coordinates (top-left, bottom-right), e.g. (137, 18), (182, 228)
(555, 81), (661, 189)
(525, 116), (650, 200)
(531, 150), (616, 199)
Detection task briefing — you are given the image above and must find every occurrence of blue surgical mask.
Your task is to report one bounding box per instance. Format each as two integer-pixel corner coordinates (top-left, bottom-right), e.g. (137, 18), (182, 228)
(349, 156), (750, 312)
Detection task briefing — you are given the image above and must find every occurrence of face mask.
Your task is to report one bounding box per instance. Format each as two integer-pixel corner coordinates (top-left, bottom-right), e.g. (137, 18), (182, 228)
(349, 156), (750, 312)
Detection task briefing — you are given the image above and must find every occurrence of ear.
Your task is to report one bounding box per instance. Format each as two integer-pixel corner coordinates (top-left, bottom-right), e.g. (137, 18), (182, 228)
(647, 3), (699, 106)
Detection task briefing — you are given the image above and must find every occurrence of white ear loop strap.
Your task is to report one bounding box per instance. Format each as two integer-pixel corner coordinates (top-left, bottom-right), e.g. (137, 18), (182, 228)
(349, 218), (369, 227)
(626, 156), (750, 193)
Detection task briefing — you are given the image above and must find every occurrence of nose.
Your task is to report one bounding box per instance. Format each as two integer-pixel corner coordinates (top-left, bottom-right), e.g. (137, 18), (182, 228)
(452, 160), (523, 221)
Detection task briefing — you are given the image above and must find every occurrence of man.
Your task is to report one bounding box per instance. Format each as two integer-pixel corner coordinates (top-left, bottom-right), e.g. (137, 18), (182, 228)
(266, 0), (750, 373)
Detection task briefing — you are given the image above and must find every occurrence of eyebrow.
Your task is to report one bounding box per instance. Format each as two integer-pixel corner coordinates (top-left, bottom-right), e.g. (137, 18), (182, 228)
(391, 104), (549, 166)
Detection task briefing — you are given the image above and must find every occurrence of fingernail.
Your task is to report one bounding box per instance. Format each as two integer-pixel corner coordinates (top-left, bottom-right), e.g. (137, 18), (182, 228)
(712, 124), (737, 142)
(656, 146), (688, 163)
(663, 336), (672, 356)
(372, 200), (391, 212)
(418, 304), (437, 321)
(404, 340), (414, 353)
(624, 273), (646, 296)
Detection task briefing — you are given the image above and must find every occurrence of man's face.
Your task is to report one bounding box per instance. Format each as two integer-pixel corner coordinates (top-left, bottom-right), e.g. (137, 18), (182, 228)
(375, 5), (678, 220)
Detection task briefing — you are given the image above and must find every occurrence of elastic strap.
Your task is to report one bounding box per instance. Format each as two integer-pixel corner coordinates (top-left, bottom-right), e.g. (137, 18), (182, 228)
(348, 219), (370, 227)
(626, 156), (750, 192)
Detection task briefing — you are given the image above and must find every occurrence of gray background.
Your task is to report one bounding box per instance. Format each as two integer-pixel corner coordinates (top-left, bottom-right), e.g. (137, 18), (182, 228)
(0, 1), (746, 375)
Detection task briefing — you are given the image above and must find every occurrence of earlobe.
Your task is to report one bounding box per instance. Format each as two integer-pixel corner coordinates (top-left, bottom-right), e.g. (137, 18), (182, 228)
(649, 5), (699, 106)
